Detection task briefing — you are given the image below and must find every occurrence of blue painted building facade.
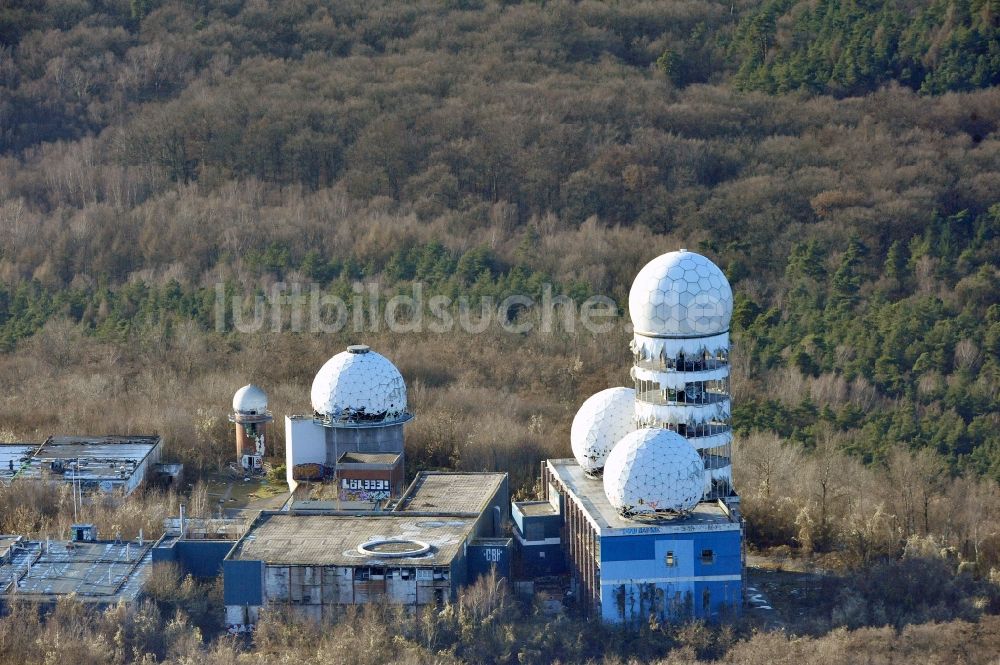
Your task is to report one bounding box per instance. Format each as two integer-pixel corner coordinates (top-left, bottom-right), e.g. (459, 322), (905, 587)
(153, 537), (236, 578)
(467, 537), (513, 581)
(536, 459), (744, 623)
(599, 528), (742, 621)
(511, 500), (565, 577)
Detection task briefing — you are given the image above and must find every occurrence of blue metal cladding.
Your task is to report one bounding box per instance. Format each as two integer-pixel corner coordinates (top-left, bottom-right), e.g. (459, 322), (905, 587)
(541, 514), (562, 539)
(598, 529), (742, 623)
(518, 542), (565, 577)
(467, 538), (513, 580)
(511, 503), (561, 539)
(176, 541), (235, 578)
(151, 546), (177, 566)
(692, 531), (742, 578)
(223, 560), (264, 605)
(601, 536), (656, 561)
(153, 540), (235, 578)
(511, 504), (525, 535)
(451, 544), (468, 597)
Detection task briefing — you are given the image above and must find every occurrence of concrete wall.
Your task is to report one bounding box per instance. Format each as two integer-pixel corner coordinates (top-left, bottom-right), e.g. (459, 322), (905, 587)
(285, 416), (327, 491)
(325, 423), (404, 463)
(515, 539), (564, 577)
(470, 475), (510, 539)
(337, 462), (405, 502)
(126, 438), (163, 496)
(227, 562), (455, 623)
(236, 421), (267, 460)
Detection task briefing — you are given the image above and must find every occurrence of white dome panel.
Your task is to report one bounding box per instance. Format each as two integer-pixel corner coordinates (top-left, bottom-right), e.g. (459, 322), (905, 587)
(570, 387), (636, 473)
(310, 345), (408, 423)
(603, 428), (705, 516)
(629, 250), (732, 337)
(233, 384), (268, 413)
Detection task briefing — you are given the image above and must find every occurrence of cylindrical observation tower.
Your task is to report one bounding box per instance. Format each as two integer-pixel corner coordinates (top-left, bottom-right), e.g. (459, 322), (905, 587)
(628, 249), (734, 500)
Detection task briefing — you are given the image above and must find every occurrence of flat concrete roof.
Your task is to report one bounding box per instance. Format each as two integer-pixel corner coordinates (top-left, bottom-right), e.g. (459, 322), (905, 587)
(0, 445), (37, 479)
(396, 472), (506, 515)
(13, 436), (161, 483)
(227, 512), (476, 567)
(162, 517), (247, 539)
(0, 540), (153, 603)
(38, 435), (159, 456)
(0, 536), (22, 558)
(338, 452), (401, 465)
(514, 501), (558, 517)
(546, 459), (739, 535)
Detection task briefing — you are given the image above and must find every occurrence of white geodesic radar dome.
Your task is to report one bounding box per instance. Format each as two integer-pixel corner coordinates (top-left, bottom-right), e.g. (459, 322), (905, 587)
(570, 387), (636, 473)
(310, 345), (408, 424)
(603, 428), (705, 516)
(628, 250), (733, 337)
(233, 384), (268, 414)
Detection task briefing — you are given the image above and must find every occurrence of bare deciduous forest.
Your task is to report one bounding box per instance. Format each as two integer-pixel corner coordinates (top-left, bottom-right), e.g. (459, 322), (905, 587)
(1, 0), (1000, 662)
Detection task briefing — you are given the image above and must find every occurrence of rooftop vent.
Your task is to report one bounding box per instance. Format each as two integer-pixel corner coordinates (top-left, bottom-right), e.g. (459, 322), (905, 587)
(71, 524), (97, 543)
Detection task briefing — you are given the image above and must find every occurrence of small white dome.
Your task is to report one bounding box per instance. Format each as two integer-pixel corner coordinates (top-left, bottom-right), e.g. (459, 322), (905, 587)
(310, 345), (408, 423)
(628, 250), (733, 337)
(603, 428), (705, 516)
(571, 387), (636, 473)
(233, 384), (268, 414)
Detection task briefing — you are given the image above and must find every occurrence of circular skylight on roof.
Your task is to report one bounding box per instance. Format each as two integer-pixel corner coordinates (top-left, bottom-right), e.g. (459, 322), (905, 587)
(357, 539), (431, 558)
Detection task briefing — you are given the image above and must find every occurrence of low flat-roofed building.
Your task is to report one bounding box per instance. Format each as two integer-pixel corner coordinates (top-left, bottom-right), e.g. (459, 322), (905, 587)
(395, 471), (510, 541)
(223, 512), (477, 627)
(511, 500), (564, 577)
(7, 435), (163, 497)
(222, 471), (512, 630)
(536, 459), (744, 623)
(396, 471), (507, 513)
(290, 452), (405, 511)
(0, 529), (154, 605)
(154, 517), (248, 579)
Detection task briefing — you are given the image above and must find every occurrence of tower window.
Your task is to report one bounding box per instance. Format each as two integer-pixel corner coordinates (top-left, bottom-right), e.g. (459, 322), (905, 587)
(701, 549), (714, 564)
(664, 551), (675, 567)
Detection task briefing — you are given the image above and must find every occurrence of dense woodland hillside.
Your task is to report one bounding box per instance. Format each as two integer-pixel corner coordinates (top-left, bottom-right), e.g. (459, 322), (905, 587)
(1, 0), (999, 477)
(1, 0), (1000, 662)
(733, 0), (1000, 94)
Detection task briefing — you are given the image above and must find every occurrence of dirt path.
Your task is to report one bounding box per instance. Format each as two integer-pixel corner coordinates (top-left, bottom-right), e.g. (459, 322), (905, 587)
(745, 555), (837, 630)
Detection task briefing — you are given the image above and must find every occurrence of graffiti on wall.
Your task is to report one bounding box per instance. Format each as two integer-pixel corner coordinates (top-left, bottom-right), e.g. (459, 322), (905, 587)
(340, 477), (391, 502)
